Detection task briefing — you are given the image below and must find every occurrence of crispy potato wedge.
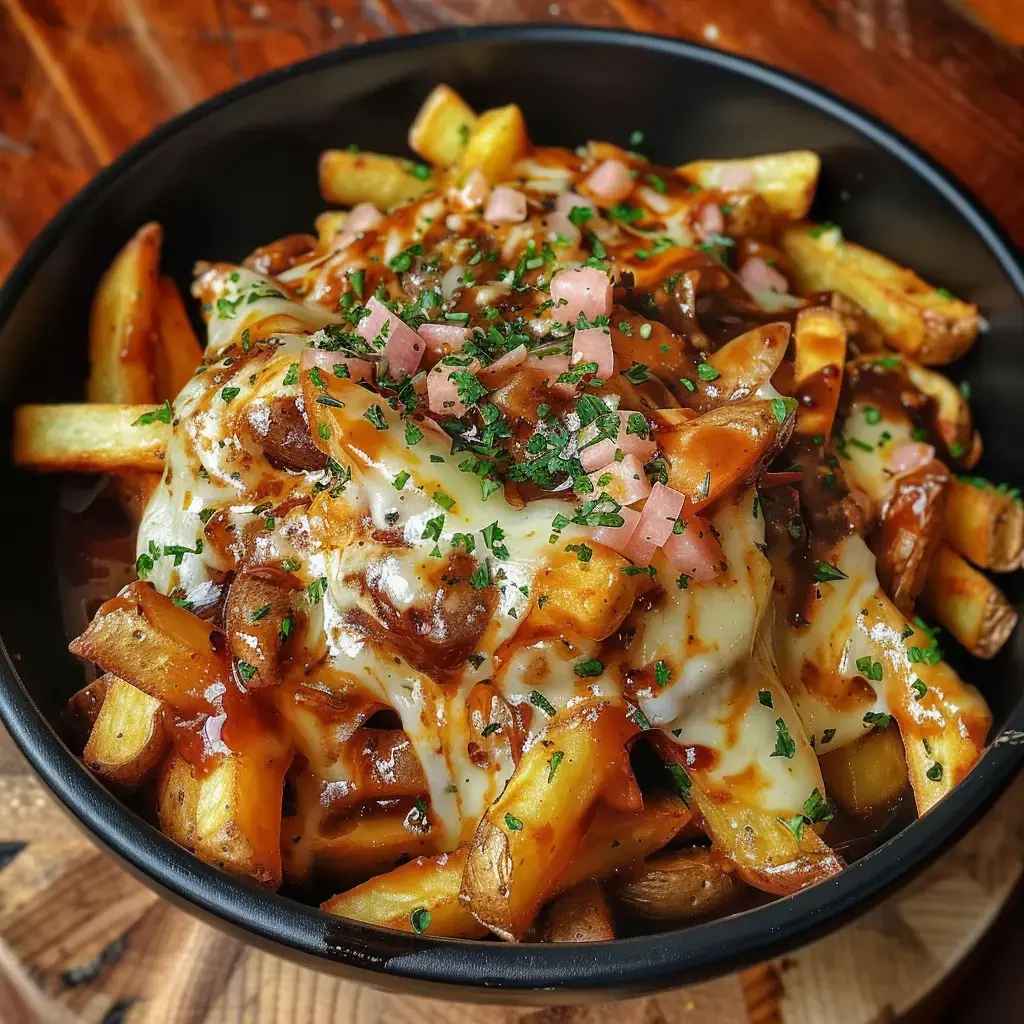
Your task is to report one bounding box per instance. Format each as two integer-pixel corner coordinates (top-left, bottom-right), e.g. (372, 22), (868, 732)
(318, 150), (434, 210)
(818, 725), (909, 818)
(944, 477), (1024, 572)
(69, 581), (225, 716)
(83, 676), (167, 791)
(194, 748), (288, 889)
(677, 151), (820, 221)
(539, 880), (615, 942)
(781, 223), (978, 364)
(792, 307), (847, 440)
(705, 322), (790, 402)
(460, 703), (635, 941)
(611, 847), (739, 921)
(655, 401), (784, 513)
(903, 360), (973, 460)
(322, 846), (487, 938)
(459, 104), (529, 183)
(87, 222), (160, 405)
(153, 276), (203, 400)
(157, 750), (199, 850)
(923, 544), (1018, 659)
(61, 678), (109, 751)
(13, 404), (170, 473)
(409, 84), (477, 167)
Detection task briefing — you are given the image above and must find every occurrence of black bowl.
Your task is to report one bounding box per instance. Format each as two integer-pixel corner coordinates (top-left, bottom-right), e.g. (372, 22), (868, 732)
(1, 23), (1023, 1003)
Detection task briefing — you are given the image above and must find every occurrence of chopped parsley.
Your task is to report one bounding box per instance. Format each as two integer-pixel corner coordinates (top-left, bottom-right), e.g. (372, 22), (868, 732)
(771, 718), (796, 759)
(863, 711), (892, 730)
(573, 658), (604, 678)
(363, 404), (389, 430)
(547, 750), (564, 783)
(811, 561), (848, 584)
(410, 908), (431, 934)
(757, 689), (774, 709)
(504, 813), (524, 832)
(132, 400), (171, 426)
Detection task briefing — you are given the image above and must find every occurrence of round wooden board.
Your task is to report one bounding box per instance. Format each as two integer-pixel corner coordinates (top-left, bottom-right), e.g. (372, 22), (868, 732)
(1, 726), (1021, 1024)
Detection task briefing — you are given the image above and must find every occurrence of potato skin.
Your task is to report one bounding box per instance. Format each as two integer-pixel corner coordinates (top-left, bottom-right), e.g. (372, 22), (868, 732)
(612, 847), (738, 921)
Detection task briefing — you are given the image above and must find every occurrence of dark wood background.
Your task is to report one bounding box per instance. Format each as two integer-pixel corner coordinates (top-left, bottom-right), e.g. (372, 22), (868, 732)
(2, 0), (1024, 286)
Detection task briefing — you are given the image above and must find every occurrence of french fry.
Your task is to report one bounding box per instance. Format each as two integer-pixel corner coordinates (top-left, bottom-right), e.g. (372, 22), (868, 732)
(314, 211), (348, 249)
(157, 750), (199, 850)
(460, 703), (635, 941)
(656, 401), (784, 513)
(944, 477), (1024, 571)
(923, 544), (1018, 659)
(792, 307), (847, 440)
(610, 847), (739, 921)
(781, 222), (978, 364)
(87, 222), (160, 404)
(69, 581), (225, 716)
(459, 104), (529, 183)
(539, 880), (615, 942)
(60, 678), (109, 751)
(677, 151), (820, 221)
(409, 84), (477, 167)
(194, 747), (289, 889)
(902, 360), (973, 460)
(705, 322), (790, 402)
(82, 675), (167, 791)
(818, 725), (909, 818)
(318, 150), (434, 210)
(12, 404), (170, 473)
(153, 276), (203, 400)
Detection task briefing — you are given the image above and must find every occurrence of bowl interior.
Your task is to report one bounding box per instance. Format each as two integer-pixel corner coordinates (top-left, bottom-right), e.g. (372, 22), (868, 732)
(1, 26), (1022, 998)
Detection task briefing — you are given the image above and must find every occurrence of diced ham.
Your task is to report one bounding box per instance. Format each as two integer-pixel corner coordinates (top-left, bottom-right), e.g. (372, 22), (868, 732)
(427, 358), (481, 417)
(662, 515), (725, 582)
(584, 159), (634, 206)
(345, 202), (385, 234)
(715, 164), (756, 190)
(624, 484), (686, 566)
(572, 326), (614, 380)
(589, 454), (651, 506)
(478, 345), (529, 386)
(695, 203), (724, 240)
(578, 413), (657, 473)
(484, 186), (528, 225)
(888, 441), (936, 475)
(418, 322), (471, 357)
(357, 296), (424, 379)
(554, 191), (597, 217)
(300, 347), (373, 383)
(526, 352), (574, 398)
(551, 267), (612, 323)
(739, 257), (789, 295)
(591, 506), (641, 556)
(543, 211), (581, 247)
(452, 169), (490, 211)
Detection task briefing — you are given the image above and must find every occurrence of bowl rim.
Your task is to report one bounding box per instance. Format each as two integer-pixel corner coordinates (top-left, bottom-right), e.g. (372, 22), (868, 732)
(1, 21), (1023, 998)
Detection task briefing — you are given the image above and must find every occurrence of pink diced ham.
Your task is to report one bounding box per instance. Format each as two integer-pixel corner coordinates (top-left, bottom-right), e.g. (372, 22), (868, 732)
(484, 186), (528, 225)
(584, 159), (634, 206)
(624, 484), (686, 566)
(543, 211), (581, 247)
(551, 267), (612, 323)
(345, 202), (385, 234)
(695, 203), (725, 240)
(427, 358), (481, 417)
(578, 413), (656, 473)
(300, 347), (373, 383)
(526, 352), (574, 398)
(887, 441), (936, 475)
(478, 344), (528, 386)
(588, 454), (651, 506)
(572, 326), (614, 380)
(418, 322), (471, 357)
(554, 192), (597, 217)
(715, 164), (756, 190)
(591, 506), (641, 556)
(739, 257), (789, 295)
(453, 169), (490, 211)
(662, 515), (725, 582)
(357, 296), (424, 379)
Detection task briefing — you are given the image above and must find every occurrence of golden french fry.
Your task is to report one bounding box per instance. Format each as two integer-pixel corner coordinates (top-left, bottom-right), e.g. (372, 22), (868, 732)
(157, 750), (199, 850)
(944, 477), (1024, 572)
(903, 360), (973, 459)
(610, 847), (739, 921)
(781, 222), (978, 364)
(153, 276), (203, 400)
(461, 704), (635, 941)
(792, 307), (847, 440)
(409, 84), (477, 167)
(87, 222), (160, 404)
(82, 675), (167, 792)
(677, 151), (820, 221)
(459, 104), (529, 183)
(539, 880), (615, 942)
(12, 404), (170, 473)
(705, 323), (791, 403)
(818, 725), (909, 818)
(314, 211), (349, 249)
(923, 544), (1018, 659)
(318, 150), (434, 210)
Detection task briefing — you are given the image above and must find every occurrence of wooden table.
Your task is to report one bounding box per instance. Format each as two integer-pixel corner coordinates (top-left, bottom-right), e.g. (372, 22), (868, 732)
(2, 2), (1024, 1022)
